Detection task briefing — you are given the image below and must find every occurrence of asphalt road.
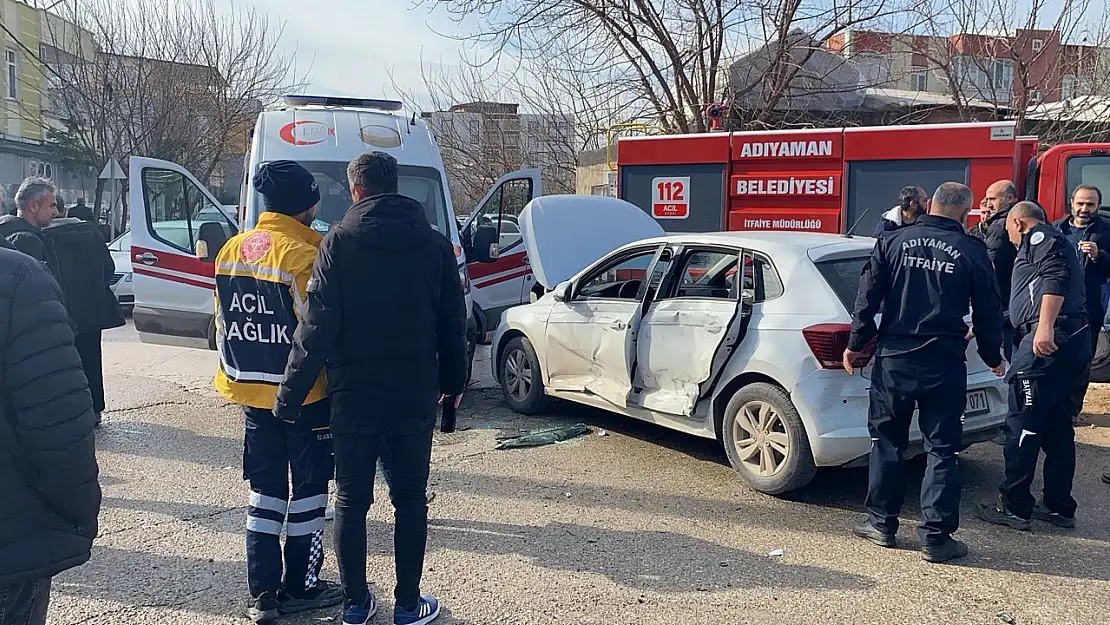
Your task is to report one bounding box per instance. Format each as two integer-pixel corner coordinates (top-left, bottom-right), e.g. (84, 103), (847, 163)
(47, 322), (1110, 625)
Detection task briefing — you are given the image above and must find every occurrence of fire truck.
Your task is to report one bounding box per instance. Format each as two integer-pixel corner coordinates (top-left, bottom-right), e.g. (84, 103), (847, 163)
(615, 121), (1110, 235)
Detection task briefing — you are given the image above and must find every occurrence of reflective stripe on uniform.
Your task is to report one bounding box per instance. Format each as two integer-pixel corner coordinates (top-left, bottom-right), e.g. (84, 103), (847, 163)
(288, 494), (328, 514)
(250, 491), (289, 514)
(246, 516), (284, 535)
(287, 517), (325, 537)
(217, 261), (297, 284)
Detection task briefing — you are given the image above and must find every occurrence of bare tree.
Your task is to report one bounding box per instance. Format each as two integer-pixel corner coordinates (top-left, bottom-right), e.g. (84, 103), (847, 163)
(421, 0), (915, 134)
(399, 58), (588, 213)
(905, 0), (1110, 140)
(40, 0), (307, 206)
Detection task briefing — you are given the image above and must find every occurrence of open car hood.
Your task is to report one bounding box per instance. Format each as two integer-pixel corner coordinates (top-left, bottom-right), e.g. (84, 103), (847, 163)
(520, 195), (665, 288)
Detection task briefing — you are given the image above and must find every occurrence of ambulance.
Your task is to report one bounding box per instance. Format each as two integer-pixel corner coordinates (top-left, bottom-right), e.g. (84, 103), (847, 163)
(127, 95), (542, 379)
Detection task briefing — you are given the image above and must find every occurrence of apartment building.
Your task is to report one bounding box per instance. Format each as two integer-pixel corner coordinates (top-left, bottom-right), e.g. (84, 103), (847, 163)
(0, 0), (94, 209)
(826, 28), (1110, 108)
(422, 101), (575, 213)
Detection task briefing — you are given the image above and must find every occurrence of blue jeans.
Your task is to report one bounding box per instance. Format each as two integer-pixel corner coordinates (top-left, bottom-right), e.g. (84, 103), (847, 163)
(0, 578), (50, 625)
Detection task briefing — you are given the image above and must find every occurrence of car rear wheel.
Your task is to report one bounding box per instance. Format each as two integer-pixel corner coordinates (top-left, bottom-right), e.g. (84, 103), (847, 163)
(721, 382), (817, 495)
(499, 335), (548, 414)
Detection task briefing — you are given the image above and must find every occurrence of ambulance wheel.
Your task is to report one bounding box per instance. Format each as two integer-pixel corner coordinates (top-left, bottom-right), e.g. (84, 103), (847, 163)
(207, 316), (218, 351)
(465, 336), (476, 388)
(721, 383), (816, 495)
(499, 335), (548, 414)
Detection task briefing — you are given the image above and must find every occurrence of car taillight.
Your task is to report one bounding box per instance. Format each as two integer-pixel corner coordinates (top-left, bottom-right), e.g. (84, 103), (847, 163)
(802, 323), (874, 370)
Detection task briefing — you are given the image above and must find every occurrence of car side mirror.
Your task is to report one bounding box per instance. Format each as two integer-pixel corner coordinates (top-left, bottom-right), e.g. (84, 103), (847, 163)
(195, 239), (210, 261)
(552, 281), (571, 302)
(471, 223), (499, 263)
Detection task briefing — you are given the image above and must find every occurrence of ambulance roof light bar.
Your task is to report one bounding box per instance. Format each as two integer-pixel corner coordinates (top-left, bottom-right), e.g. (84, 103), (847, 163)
(282, 94), (404, 112)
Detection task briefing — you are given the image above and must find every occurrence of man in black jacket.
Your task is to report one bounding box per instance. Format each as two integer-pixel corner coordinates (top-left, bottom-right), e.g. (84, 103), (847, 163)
(1054, 184), (1110, 356)
(0, 178), (124, 424)
(983, 179), (1020, 359)
(275, 151), (467, 625)
(0, 242), (102, 625)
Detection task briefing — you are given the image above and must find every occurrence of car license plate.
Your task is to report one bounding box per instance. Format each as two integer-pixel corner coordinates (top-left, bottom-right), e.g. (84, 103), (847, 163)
(965, 389), (990, 416)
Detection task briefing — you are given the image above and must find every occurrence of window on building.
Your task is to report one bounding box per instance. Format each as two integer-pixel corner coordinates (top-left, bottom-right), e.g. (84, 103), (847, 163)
(992, 59), (1013, 90)
(1062, 75), (1076, 100)
(910, 69), (928, 91)
(1032, 38), (1045, 52)
(6, 50), (17, 99)
(1029, 90), (1042, 103)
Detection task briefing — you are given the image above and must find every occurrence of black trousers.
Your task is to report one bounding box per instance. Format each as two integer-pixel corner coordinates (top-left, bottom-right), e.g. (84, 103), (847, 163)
(999, 327), (1090, 519)
(866, 347), (966, 546)
(243, 400), (334, 598)
(0, 577), (50, 625)
(333, 426), (434, 611)
(74, 330), (104, 414)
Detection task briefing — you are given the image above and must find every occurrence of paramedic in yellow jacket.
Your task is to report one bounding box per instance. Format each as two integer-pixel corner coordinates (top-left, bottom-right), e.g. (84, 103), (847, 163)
(213, 160), (342, 623)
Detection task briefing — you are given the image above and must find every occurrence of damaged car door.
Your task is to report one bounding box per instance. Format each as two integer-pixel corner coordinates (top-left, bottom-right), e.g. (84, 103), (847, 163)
(542, 244), (667, 408)
(631, 246), (754, 417)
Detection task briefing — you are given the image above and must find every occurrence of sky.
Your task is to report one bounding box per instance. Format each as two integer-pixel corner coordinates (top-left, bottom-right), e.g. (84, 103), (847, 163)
(236, 0), (470, 105)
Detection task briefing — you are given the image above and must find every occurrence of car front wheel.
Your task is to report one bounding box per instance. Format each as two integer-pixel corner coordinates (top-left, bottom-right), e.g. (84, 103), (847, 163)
(499, 335), (549, 414)
(721, 382), (817, 495)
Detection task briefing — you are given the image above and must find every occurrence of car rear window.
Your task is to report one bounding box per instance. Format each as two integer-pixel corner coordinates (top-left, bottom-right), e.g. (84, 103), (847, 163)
(814, 256), (869, 310)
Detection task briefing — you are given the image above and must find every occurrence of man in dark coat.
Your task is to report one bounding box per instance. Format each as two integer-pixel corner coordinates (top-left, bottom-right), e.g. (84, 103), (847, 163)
(67, 198), (93, 222)
(1054, 184), (1110, 357)
(0, 178), (124, 424)
(275, 151), (467, 625)
(0, 241), (102, 625)
(871, 185), (927, 238)
(983, 179), (1020, 359)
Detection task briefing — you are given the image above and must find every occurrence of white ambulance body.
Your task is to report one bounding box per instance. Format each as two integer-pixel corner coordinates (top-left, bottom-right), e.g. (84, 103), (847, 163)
(129, 95), (538, 376)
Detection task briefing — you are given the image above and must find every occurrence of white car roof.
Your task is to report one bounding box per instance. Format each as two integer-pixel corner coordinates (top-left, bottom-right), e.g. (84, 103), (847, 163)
(630, 231), (876, 260)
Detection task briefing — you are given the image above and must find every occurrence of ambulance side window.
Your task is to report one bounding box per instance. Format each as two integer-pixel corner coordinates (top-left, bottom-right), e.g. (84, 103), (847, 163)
(143, 168), (234, 254)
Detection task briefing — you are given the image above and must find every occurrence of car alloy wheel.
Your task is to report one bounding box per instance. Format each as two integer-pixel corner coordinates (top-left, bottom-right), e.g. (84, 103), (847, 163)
(499, 335), (549, 415)
(504, 347), (534, 402)
(732, 400), (791, 477)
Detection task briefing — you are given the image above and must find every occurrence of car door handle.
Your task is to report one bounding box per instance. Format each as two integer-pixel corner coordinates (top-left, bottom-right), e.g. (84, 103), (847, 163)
(610, 321), (628, 330)
(135, 252), (159, 266)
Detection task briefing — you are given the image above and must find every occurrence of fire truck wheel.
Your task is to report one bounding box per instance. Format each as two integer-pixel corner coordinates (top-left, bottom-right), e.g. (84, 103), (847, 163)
(721, 382), (817, 495)
(499, 335), (549, 415)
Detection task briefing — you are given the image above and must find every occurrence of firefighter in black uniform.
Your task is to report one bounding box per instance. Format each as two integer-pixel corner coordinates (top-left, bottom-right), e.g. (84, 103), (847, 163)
(845, 182), (1005, 564)
(977, 201), (1090, 531)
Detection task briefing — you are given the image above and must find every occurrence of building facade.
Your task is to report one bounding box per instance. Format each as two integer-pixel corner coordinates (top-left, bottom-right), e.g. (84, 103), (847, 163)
(422, 101), (576, 214)
(826, 29), (1110, 108)
(0, 0), (94, 211)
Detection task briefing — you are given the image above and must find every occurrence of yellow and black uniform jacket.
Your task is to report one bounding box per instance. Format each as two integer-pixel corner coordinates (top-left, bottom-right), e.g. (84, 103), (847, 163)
(213, 212), (326, 409)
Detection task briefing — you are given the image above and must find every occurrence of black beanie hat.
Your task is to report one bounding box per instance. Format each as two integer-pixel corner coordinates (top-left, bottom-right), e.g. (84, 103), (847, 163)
(253, 160), (321, 216)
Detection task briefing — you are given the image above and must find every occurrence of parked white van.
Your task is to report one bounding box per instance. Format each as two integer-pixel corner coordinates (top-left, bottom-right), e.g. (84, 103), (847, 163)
(128, 95), (531, 380)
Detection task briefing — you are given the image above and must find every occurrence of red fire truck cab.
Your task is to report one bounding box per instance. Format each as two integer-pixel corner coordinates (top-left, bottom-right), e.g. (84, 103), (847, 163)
(616, 121), (1110, 235)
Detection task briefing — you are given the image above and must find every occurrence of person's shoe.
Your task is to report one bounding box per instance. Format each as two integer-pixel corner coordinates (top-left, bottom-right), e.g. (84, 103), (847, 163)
(1031, 501), (1076, 529)
(426, 490), (436, 506)
(1101, 472), (1110, 485)
(922, 539), (969, 564)
(394, 594), (441, 625)
(246, 591), (280, 624)
(977, 497), (1032, 531)
(278, 580), (344, 615)
(852, 520), (896, 548)
(93, 411), (102, 426)
(324, 504), (336, 521)
(341, 595), (377, 625)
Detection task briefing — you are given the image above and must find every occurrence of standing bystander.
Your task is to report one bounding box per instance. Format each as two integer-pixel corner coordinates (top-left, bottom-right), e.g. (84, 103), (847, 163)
(978, 201), (1091, 531)
(846, 182), (1005, 563)
(0, 240), (102, 625)
(276, 151), (467, 625)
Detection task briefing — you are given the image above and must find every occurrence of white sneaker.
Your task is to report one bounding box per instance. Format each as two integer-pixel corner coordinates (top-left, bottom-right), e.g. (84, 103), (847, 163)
(325, 505), (336, 521)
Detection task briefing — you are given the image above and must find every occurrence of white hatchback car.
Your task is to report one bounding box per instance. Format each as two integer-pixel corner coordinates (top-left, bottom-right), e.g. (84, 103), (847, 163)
(492, 196), (1007, 494)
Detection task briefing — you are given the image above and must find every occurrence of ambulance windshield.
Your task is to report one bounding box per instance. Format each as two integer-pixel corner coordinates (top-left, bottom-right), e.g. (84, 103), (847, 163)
(278, 161), (450, 235)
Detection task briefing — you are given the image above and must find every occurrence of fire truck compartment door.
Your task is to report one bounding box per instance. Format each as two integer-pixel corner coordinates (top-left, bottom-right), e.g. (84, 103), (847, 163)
(520, 195), (664, 288)
(844, 159), (968, 236)
(619, 163), (728, 232)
